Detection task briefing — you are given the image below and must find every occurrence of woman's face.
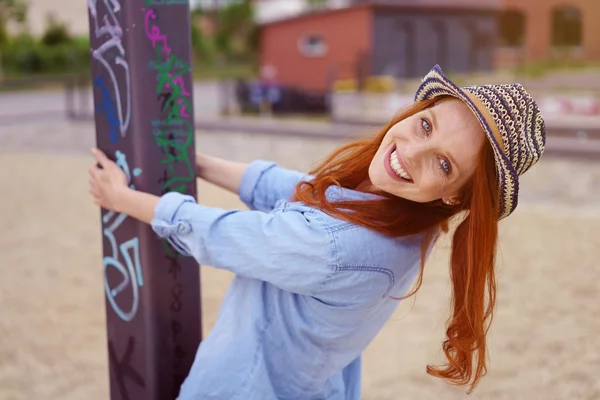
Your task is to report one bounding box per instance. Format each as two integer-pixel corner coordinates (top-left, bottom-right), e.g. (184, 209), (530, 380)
(368, 98), (486, 204)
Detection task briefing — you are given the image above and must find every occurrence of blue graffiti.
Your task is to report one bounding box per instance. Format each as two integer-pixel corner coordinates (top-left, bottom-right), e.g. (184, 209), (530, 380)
(94, 75), (121, 143)
(103, 150), (144, 321)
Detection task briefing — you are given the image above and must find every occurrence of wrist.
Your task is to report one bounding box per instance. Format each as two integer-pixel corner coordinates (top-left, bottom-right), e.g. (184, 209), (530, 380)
(111, 186), (160, 224)
(112, 186), (134, 214)
(195, 154), (214, 179)
(195, 154), (206, 178)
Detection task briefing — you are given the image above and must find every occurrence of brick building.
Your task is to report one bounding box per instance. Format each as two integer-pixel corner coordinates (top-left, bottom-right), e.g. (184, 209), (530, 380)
(498, 0), (600, 65)
(259, 1), (501, 93)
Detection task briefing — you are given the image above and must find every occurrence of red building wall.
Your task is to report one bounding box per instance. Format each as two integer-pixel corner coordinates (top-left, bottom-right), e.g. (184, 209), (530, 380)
(259, 6), (372, 92)
(260, 0), (600, 92)
(501, 0), (600, 61)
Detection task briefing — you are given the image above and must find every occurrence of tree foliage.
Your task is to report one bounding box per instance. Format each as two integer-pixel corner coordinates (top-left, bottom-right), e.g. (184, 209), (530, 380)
(0, 0), (27, 24)
(214, 0), (256, 59)
(0, 0), (27, 47)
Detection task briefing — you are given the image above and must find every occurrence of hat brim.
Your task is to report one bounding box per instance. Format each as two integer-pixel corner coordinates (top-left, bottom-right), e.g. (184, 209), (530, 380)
(414, 64), (518, 219)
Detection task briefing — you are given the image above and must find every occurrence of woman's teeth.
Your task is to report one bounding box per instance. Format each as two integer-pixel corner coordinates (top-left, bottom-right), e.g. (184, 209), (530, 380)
(390, 150), (412, 181)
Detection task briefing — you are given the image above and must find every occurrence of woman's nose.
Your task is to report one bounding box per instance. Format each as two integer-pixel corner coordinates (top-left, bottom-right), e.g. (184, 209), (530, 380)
(403, 141), (429, 171)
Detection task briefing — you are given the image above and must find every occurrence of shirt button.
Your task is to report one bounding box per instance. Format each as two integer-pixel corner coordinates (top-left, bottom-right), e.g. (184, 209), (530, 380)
(177, 222), (189, 234)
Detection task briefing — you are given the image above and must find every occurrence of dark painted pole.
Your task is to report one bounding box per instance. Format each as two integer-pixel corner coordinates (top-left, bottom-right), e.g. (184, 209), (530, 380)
(87, 1), (201, 399)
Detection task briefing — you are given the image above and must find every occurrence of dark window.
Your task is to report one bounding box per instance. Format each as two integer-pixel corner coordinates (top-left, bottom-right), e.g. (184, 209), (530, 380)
(552, 7), (582, 47)
(499, 10), (526, 47)
(298, 34), (327, 57)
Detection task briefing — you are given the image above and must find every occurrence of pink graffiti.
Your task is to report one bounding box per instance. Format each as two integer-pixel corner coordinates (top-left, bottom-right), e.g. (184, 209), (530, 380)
(143, 6), (192, 122)
(143, 8), (171, 55)
(177, 99), (190, 118)
(165, 74), (191, 97)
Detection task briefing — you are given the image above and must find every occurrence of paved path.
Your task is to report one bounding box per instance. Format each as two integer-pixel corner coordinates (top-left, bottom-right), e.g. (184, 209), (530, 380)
(3, 144), (600, 400)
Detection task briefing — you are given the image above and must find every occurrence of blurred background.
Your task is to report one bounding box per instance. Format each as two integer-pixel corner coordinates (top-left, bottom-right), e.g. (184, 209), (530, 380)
(1, 0), (600, 399)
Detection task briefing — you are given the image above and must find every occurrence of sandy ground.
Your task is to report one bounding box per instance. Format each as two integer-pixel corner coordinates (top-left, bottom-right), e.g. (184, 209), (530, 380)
(1, 120), (600, 400)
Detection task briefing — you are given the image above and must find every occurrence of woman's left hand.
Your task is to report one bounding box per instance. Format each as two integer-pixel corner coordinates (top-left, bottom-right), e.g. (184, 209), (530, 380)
(88, 148), (129, 212)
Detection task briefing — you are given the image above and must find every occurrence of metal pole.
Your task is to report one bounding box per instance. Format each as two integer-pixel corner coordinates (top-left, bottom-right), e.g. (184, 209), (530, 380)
(87, 1), (201, 399)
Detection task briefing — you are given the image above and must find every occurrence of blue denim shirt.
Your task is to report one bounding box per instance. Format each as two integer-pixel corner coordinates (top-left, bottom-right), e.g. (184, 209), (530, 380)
(151, 161), (427, 400)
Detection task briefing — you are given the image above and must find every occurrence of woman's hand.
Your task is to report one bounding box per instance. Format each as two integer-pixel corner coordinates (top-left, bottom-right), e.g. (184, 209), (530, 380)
(88, 147), (129, 212)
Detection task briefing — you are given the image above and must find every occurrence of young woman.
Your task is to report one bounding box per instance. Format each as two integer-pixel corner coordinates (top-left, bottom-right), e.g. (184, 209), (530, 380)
(88, 65), (546, 399)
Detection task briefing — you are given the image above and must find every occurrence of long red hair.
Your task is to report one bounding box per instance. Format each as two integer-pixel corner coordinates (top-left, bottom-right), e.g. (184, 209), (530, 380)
(293, 97), (499, 393)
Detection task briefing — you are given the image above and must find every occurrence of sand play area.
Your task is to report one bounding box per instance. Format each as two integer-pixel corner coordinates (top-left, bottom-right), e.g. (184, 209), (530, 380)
(1, 120), (600, 400)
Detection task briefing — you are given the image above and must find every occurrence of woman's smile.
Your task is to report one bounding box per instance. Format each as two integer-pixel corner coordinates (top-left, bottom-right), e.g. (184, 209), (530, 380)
(384, 144), (413, 183)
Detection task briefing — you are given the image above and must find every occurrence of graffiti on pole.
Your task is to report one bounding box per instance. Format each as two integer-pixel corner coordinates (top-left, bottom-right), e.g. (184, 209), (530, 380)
(102, 151), (144, 323)
(143, 5), (195, 391)
(89, 0), (199, 397)
(88, 0), (132, 141)
(88, 0), (145, 397)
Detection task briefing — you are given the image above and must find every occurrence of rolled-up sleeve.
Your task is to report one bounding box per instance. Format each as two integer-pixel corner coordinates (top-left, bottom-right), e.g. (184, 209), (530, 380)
(238, 160), (310, 212)
(151, 191), (334, 296)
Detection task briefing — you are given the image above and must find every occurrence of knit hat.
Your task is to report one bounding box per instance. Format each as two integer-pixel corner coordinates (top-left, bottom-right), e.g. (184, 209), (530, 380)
(414, 65), (546, 220)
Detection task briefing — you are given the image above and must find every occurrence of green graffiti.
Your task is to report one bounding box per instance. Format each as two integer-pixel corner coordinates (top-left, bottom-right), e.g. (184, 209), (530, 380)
(147, 59), (187, 72)
(154, 46), (190, 97)
(154, 45), (192, 124)
(144, 4), (193, 268)
(154, 120), (195, 193)
(166, 97), (192, 125)
(151, 44), (195, 196)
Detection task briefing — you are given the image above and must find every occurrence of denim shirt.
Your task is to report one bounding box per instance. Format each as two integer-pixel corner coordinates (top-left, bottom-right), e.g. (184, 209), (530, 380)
(151, 160), (428, 400)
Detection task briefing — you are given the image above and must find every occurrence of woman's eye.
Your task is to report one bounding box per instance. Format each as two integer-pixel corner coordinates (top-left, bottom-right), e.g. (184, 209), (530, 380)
(440, 158), (451, 174)
(422, 118), (431, 134)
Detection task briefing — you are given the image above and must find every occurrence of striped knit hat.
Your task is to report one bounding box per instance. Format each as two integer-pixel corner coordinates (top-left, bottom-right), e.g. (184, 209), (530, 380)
(414, 65), (546, 220)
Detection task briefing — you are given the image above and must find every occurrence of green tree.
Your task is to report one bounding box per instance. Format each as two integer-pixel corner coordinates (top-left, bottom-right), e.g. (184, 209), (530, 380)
(0, 0), (27, 79)
(0, 0), (27, 47)
(40, 13), (72, 47)
(214, 0), (255, 60)
(0, 0), (27, 25)
(190, 9), (216, 64)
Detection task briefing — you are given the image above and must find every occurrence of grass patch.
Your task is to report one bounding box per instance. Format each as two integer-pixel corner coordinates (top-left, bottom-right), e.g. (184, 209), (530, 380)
(192, 60), (257, 81)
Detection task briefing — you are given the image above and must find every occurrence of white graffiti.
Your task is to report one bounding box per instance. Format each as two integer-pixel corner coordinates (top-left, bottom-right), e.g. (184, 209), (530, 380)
(88, 0), (131, 138)
(102, 151), (144, 322)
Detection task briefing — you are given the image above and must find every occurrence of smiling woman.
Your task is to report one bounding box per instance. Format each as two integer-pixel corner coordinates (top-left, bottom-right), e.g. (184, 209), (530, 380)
(368, 97), (486, 204)
(88, 64), (546, 399)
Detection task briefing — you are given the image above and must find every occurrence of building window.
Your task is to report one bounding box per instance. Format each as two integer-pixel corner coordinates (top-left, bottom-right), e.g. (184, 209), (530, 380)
(499, 10), (526, 47)
(552, 6), (582, 47)
(298, 34), (327, 57)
